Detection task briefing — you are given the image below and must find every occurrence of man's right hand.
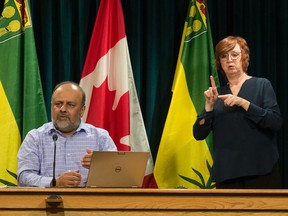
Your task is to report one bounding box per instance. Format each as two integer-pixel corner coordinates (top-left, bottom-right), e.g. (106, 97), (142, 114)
(55, 170), (82, 187)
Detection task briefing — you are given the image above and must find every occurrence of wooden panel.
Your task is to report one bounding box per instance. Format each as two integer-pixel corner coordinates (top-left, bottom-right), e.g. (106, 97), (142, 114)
(0, 188), (288, 215)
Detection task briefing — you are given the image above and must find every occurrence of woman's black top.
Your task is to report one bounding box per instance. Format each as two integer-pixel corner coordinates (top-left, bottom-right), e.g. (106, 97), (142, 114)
(193, 77), (282, 183)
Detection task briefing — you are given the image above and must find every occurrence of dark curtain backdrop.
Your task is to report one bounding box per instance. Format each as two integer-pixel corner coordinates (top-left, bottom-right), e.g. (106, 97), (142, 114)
(29, 0), (288, 188)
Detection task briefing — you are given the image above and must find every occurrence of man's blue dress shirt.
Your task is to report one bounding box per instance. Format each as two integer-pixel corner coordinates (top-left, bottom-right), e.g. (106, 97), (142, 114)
(17, 122), (117, 187)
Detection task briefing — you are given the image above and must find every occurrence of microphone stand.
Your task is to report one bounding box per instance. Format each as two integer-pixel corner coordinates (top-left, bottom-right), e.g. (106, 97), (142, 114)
(46, 134), (63, 207)
(51, 134), (58, 187)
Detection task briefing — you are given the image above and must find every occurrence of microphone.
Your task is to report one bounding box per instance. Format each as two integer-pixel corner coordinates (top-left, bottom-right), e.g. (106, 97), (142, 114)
(51, 134), (58, 187)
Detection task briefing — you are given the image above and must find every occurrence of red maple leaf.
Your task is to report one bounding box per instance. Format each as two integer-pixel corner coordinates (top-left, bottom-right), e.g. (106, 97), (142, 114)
(86, 77), (130, 151)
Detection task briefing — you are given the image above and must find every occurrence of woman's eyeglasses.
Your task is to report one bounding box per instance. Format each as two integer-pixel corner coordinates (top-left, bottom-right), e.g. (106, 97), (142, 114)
(219, 52), (241, 61)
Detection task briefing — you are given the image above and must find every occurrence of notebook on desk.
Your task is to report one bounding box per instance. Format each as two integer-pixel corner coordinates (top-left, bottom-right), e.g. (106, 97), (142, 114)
(86, 151), (149, 188)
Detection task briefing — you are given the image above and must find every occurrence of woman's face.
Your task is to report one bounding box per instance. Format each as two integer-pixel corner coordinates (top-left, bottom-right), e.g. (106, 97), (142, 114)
(219, 43), (243, 77)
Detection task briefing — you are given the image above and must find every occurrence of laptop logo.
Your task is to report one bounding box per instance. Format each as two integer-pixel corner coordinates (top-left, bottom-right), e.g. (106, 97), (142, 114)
(115, 166), (121, 173)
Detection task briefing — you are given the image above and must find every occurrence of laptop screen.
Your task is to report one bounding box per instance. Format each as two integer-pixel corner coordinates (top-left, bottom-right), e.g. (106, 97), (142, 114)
(86, 151), (149, 188)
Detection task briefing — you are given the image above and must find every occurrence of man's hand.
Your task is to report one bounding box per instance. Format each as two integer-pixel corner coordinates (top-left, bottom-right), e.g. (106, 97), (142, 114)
(55, 170), (82, 187)
(81, 147), (93, 169)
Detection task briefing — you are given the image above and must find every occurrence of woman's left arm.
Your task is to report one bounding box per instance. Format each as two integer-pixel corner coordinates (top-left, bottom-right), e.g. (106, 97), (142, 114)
(246, 79), (282, 131)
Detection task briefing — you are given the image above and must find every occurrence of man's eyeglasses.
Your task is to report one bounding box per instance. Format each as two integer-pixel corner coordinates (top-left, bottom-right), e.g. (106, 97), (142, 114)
(219, 52), (241, 61)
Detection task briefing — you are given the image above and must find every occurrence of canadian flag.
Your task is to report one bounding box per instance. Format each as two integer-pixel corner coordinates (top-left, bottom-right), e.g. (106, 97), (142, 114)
(79, 0), (156, 188)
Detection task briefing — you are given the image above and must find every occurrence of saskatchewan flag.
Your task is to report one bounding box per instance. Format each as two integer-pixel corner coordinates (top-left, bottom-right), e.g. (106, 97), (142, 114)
(154, 0), (219, 189)
(0, 0), (47, 186)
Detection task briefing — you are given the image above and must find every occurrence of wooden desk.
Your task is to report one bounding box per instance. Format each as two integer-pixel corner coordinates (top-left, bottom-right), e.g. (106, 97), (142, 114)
(0, 188), (288, 215)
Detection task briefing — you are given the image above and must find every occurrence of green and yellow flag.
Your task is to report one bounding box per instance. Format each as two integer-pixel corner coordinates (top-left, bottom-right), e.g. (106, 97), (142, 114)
(0, 0), (47, 186)
(154, 0), (219, 189)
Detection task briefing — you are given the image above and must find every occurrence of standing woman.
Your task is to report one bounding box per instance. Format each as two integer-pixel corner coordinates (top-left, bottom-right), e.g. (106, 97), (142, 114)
(193, 36), (282, 189)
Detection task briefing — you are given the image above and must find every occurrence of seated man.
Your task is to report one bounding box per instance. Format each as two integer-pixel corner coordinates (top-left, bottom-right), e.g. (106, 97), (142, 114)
(17, 81), (117, 187)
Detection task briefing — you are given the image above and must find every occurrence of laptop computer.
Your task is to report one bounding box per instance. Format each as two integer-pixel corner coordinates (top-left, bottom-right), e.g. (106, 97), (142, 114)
(86, 151), (149, 188)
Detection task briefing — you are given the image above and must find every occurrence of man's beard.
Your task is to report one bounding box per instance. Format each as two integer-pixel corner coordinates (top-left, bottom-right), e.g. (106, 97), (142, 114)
(53, 118), (80, 133)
